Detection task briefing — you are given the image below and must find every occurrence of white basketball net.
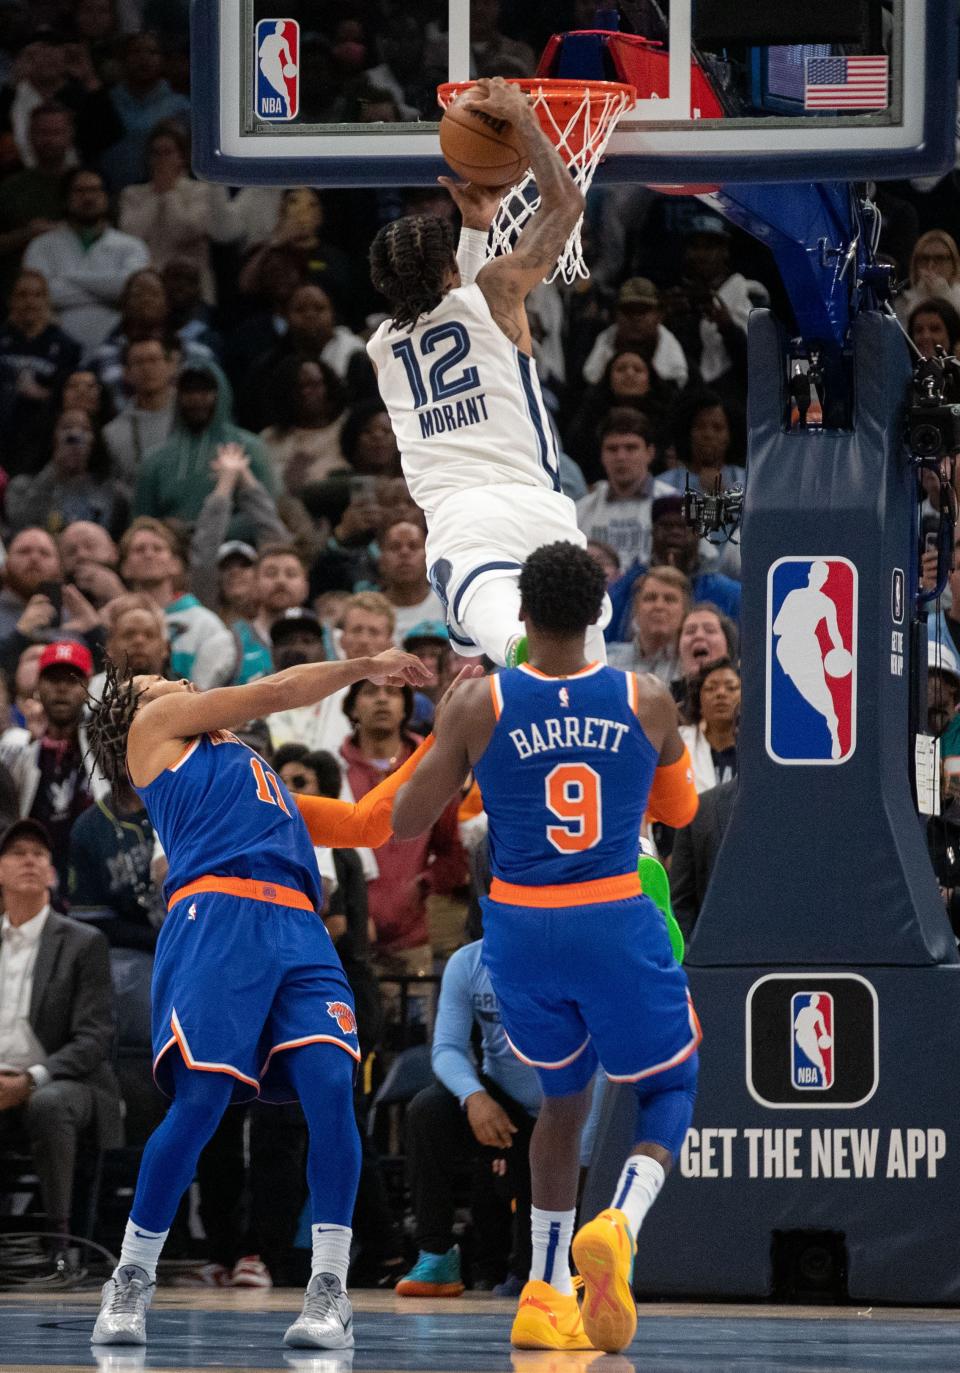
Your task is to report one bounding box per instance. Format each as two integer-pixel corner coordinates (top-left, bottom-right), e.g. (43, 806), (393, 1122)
(438, 81), (635, 285)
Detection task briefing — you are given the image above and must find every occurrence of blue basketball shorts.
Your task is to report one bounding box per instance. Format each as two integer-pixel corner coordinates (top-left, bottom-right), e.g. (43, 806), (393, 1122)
(480, 892), (701, 1096)
(152, 889), (359, 1104)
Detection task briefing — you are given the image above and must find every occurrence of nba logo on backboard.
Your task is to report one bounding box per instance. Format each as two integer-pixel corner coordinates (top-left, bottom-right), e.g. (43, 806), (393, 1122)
(766, 557), (857, 765)
(255, 19), (299, 121)
(791, 991), (834, 1090)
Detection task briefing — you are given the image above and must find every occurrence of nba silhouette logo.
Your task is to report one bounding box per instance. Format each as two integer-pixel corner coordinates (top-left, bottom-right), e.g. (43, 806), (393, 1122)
(791, 991), (834, 1089)
(766, 556), (857, 765)
(255, 19), (299, 121)
(891, 567), (904, 626)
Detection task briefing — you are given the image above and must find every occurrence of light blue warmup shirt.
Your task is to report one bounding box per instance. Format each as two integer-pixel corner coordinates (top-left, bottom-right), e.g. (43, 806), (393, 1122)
(431, 941), (541, 1116)
(430, 939), (607, 1165)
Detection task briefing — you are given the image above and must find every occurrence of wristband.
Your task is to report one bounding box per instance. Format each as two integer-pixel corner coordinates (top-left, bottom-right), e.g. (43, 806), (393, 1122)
(457, 227), (489, 286)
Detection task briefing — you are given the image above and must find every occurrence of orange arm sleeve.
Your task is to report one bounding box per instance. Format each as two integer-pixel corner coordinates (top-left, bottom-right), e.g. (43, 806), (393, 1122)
(646, 747), (699, 828)
(293, 735), (435, 849)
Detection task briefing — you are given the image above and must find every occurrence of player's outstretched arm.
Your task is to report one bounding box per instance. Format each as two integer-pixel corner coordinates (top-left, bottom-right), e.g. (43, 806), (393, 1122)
(132, 649), (431, 755)
(471, 77), (584, 347)
(298, 665), (484, 845)
(294, 733), (435, 849)
(392, 673), (492, 839)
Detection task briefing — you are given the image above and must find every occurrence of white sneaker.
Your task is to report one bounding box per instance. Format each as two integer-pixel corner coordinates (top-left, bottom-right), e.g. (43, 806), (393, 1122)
(283, 1273), (354, 1349)
(91, 1265), (155, 1345)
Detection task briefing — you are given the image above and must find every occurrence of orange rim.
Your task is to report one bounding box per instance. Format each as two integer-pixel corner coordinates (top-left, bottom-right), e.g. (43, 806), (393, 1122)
(437, 78), (635, 154)
(437, 78), (637, 105)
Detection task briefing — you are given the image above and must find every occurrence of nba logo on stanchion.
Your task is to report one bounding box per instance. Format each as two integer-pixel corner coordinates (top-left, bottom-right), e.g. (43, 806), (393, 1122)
(766, 557), (857, 765)
(791, 991), (834, 1090)
(255, 19), (299, 121)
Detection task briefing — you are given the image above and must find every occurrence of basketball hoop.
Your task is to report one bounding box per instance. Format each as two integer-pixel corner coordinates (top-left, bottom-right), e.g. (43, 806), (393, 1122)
(437, 78), (636, 285)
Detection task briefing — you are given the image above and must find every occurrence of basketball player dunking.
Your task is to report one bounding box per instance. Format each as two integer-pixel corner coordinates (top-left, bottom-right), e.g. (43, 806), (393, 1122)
(85, 646), (434, 1351)
(368, 77), (611, 669)
(392, 542), (702, 1353)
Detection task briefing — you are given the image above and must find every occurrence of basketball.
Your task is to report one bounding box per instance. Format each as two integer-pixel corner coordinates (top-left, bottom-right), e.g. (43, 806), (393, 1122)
(439, 94), (528, 187)
(818, 1034), (833, 1049)
(283, 63), (297, 77)
(824, 647), (853, 678)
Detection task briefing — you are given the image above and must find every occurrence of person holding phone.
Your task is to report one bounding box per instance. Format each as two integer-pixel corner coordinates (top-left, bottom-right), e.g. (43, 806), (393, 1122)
(5, 408), (128, 538)
(0, 528), (101, 676)
(308, 471), (403, 603)
(659, 214), (763, 395)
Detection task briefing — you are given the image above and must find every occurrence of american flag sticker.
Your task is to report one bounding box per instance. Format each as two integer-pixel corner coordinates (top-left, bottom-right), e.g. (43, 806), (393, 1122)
(804, 55), (889, 110)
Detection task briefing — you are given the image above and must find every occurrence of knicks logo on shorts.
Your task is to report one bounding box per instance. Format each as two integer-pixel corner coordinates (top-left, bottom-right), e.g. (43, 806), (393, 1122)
(791, 991), (834, 1090)
(255, 18), (300, 121)
(327, 1001), (358, 1036)
(766, 557), (857, 765)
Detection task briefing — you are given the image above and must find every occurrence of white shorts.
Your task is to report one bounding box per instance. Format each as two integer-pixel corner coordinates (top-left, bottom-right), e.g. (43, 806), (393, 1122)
(425, 484), (584, 650)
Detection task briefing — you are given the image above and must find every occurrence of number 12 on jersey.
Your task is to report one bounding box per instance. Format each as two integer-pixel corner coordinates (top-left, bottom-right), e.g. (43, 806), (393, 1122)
(545, 763), (601, 852)
(392, 323), (479, 408)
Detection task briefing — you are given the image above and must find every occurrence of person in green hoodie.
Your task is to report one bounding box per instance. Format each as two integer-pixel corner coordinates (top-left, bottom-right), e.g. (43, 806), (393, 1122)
(132, 362), (276, 537)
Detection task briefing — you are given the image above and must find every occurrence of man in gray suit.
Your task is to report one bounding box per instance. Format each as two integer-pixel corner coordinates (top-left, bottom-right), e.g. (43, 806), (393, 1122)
(0, 818), (121, 1244)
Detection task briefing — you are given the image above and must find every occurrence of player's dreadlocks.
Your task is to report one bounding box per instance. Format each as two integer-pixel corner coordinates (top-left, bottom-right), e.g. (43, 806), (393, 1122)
(519, 542), (607, 637)
(86, 656), (143, 789)
(370, 215), (456, 332)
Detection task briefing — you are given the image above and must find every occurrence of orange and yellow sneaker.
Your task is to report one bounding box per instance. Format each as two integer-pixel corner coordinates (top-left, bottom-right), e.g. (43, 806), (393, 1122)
(510, 1278), (593, 1350)
(571, 1208), (637, 1353)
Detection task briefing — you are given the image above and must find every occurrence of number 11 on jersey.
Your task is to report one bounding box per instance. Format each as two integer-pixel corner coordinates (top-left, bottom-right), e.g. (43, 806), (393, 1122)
(250, 756), (291, 815)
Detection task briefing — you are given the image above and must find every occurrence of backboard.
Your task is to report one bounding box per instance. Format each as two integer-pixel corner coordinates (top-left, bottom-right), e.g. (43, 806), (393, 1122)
(191, 0), (957, 188)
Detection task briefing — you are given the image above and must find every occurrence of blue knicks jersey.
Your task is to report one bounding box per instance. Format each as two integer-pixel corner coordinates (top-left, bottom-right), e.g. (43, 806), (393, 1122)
(474, 665), (658, 887)
(135, 731), (323, 909)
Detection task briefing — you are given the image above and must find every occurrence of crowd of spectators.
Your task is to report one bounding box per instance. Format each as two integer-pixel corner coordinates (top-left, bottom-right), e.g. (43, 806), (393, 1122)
(0, 0), (959, 1295)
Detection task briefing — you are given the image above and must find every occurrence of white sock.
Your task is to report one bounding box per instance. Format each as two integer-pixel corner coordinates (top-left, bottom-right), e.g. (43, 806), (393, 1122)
(311, 1223), (352, 1288)
(530, 1206), (576, 1295)
(610, 1155), (665, 1239)
(116, 1217), (168, 1283)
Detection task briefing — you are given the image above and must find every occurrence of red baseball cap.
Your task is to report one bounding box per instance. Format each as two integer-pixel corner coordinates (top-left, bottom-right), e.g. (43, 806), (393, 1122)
(38, 640), (94, 680)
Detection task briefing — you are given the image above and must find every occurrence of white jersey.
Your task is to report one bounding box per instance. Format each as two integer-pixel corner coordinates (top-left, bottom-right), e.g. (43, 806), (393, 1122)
(367, 283), (561, 518)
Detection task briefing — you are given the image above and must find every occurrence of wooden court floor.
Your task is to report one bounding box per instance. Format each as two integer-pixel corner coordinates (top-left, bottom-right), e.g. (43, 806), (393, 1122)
(4, 1288), (960, 1372)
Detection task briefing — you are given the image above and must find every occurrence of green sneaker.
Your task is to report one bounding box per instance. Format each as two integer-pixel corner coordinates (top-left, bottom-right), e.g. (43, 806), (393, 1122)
(395, 1246), (464, 1297)
(506, 636), (529, 669)
(638, 853), (686, 963)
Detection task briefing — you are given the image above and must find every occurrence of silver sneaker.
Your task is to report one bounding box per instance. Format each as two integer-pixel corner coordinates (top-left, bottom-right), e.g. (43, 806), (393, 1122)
(283, 1273), (354, 1349)
(91, 1265), (155, 1345)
